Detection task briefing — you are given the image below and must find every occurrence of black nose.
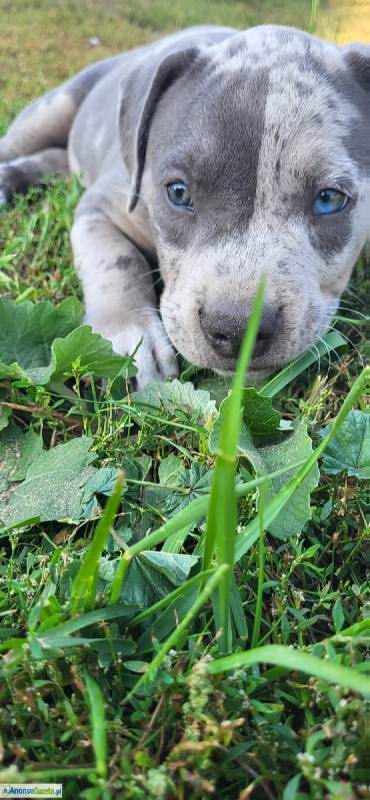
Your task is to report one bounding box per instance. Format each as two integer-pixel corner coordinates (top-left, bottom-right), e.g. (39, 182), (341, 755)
(199, 303), (278, 359)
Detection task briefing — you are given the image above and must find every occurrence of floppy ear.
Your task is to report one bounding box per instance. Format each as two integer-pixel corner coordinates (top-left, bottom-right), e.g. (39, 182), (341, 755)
(342, 44), (370, 91)
(118, 47), (200, 212)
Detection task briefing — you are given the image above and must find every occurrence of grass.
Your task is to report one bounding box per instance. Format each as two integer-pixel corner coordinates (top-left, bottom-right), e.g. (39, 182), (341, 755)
(0, 1), (369, 799)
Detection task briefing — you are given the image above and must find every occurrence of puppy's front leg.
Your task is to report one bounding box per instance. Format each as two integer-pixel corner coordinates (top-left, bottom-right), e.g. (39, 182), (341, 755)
(71, 202), (178, 388)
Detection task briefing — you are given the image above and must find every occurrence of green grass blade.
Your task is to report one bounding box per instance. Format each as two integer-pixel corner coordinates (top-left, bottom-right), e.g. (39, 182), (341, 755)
(260, 330), (346, 397)
(161, 522), (192, 553)
(202, 281), (265, 653)
(84, 671), (108, 779)
(310, 0), (320, 31)
(109, 551), (130, 605)
(250, 480), (267, 648)
(0, 769), (95, 781)
(206, 643), (370, 698)
(70, 475), (124, 615)
(203, 281), (265, 571)
(335, 315), (369, 326)
(230, 575), (248, 641)
(33, 604), (138, 639)
(241, 620), (370, 687)
(124, 564), (229, 704)
(333, 619), (370, 639)
(32, 635), (133, 653)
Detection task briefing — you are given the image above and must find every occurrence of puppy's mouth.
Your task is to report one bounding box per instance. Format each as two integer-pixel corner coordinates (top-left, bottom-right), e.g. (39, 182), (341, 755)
(214, 356), (279, 377)
(161, 296), (327, 377)
(215, 364), (274, 386)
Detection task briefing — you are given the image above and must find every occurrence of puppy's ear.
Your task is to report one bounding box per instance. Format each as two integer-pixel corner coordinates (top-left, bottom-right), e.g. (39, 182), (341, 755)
(119, 47), (200, 212)
(342, 44), (370, 91)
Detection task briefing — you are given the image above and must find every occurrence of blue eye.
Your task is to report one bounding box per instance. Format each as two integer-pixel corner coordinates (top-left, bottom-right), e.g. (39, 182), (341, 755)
(312, 188), (349, 216)
(167, 181), (193, 209)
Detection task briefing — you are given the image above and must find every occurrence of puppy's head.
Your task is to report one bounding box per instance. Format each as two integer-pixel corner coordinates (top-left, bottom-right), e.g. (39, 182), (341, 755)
(120, 26), (370, 377)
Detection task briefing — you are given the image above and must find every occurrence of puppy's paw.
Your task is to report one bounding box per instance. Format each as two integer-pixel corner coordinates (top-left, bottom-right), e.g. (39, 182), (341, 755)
(0, 166), (12, 205)
(108, 316), (178, 389)
(0, 164), (22, 205)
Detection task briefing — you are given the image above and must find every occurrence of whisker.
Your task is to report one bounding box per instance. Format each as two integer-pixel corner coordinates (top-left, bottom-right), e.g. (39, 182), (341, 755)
(122, 305), (163, 316)
(335, 307), (368, 321)
(342, 286), (366, 304)
(320, 334), (344, 367)
(151, 275), (164, 289)
(317, 336), (332, 374)
(137, 267), (161, 279)
(306, 346), (321, 381)
(312, 342), (322, 376)
(327, 326), (364, 366)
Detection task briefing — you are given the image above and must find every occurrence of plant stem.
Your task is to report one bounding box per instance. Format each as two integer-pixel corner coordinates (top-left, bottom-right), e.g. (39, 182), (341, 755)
(251, 480), (267, 649)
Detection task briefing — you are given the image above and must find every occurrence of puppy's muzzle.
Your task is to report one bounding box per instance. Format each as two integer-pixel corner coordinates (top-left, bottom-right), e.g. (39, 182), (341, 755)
(198, 303), (278, 360)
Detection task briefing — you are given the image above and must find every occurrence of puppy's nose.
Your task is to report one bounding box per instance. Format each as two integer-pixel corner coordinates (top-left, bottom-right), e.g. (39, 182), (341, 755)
(199, 304), (278, 359)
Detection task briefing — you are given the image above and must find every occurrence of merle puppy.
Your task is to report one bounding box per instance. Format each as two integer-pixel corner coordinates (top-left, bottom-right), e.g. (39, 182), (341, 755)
(0, 25), (368, 386)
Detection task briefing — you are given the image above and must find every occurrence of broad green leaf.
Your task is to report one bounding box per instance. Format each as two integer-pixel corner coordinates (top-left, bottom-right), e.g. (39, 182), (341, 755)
(320, 410), (369, 479)
(195, 373), (233, 404)
(332, 597), (345, 633)
(0, 406), (11, 432)
(283, 774), (301, 800)
(0, 296), (132, 385)
(132, 378), (217, 425)
(27, 435), (95, 479)
(123, 551), (198, 610)
(240, 388), (281, 437)
(158, 454), (185, 486)
(81, 466), (120, 517)
(100, 550), (198, 609)
(0, 296), (81, 383)
(124, 454), (152, 484)
(143, 460), (211, 518)
(244, 419), (319, 538)
(0, 436), (120, 528)
(2, 437), (96, 526)
(160, 461), (212, 517)
(209, 387), (281, 454)
(233, 369), (369, 560)
(0, 424), (44, 506)
(130, 570), (213, 629)
(123, 661), (148, 673)
(45, 325), (134, 383)
(136, 585), (198, 652)
(321, 780), (354, 799)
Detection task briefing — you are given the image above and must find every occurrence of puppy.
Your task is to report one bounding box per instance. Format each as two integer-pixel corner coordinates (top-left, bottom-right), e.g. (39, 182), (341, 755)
(0, 25), (369, 387)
